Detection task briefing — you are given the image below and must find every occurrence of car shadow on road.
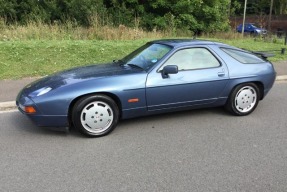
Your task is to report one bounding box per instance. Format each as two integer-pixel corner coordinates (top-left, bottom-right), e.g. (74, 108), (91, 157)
(114, 106), (229, 134)
(122, 106), (227, 123)
(10, 107), (229, 138)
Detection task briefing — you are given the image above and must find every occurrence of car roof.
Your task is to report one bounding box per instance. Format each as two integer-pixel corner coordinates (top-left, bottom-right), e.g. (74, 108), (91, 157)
(149, 39), (229, 48)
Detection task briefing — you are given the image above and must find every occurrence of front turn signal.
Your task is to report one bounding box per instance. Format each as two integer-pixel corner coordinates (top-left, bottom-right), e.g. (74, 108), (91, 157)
(25, 106), (36, 114)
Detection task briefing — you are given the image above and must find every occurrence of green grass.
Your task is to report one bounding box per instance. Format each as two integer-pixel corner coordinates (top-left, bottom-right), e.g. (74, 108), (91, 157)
(0, 40), (148, 79)
(0, 38), (286, 79)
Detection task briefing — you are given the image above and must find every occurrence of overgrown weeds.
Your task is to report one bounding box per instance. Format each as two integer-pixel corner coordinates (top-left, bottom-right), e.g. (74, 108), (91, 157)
(201, 32), (244, 40)
(0, 17), (169, 41)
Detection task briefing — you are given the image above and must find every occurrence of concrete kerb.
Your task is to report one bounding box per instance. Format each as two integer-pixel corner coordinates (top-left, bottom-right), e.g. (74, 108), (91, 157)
(0, 101), (17, 112)
(0, 75), (286, 112)
(276, 75), (287, 81)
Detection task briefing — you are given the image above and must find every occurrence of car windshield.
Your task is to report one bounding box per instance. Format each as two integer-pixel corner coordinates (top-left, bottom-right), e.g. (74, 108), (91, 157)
(120, 43), (172, 70)
(250, 24), (259, 28)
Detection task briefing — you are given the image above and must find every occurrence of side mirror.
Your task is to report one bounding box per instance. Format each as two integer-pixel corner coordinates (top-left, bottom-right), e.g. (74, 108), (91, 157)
(161, 65), (178, 78)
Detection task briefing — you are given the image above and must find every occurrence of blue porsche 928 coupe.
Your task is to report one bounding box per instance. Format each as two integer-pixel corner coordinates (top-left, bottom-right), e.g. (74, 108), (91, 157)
(17, 39), (276, 137)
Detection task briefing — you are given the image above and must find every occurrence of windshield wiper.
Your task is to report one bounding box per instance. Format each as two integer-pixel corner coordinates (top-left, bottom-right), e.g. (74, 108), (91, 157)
(127, 64), (144, 70)
(113, 59), (125, 66)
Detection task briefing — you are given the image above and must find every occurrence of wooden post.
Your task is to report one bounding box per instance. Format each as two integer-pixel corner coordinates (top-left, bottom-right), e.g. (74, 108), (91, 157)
(242, 0), (247, 37)
(268, 0), (274, 32)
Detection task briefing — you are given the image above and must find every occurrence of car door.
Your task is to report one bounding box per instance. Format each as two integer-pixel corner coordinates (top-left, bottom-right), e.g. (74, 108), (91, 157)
(146, 46), (229, 111)
(245, 24), (250, 32)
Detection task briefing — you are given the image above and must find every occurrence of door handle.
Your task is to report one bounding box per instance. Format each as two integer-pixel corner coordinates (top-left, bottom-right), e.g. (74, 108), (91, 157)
(217, 71), (225, 77)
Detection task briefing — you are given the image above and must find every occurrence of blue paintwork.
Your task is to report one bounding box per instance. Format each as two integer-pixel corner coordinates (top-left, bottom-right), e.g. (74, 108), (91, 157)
(16, 39), (276, 128)
(236, 23), (267, 35)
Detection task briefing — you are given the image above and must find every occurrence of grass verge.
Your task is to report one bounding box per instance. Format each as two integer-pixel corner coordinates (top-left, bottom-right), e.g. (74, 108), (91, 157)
(0, 40), (148, 79)
(0, 38), (286, 79)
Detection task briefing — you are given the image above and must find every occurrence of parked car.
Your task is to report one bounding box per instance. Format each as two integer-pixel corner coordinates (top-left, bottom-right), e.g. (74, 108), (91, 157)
(16, 39), (276, 137)
(236, 23), (267, 35)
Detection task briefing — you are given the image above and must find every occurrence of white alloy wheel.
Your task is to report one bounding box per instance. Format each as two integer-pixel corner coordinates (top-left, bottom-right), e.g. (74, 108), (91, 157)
(72, 95), (119, 137)
(80, 101), (114, 134)
(225, 83), (260, 116)
(234, 86), (257, 113)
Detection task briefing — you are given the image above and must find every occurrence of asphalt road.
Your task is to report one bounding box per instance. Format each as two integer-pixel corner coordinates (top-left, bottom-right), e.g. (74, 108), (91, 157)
(0, 82), (286, 192)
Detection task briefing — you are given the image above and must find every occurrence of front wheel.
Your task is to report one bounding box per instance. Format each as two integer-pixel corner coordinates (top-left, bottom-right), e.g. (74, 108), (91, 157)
(225, 83), (260, 116)
(72, 95), (119, 137)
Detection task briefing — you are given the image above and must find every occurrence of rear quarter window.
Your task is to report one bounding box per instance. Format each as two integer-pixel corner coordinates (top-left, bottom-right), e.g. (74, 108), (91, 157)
(221, 48), (265, 64)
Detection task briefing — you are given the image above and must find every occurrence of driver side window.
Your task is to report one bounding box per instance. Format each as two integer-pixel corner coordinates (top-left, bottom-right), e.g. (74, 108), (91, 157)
(161, 48), (220, 71)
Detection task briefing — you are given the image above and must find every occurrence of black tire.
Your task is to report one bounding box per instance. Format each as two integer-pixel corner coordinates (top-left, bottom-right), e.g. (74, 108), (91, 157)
(225, 83), (260, 116)
(72, 94), (119, 137)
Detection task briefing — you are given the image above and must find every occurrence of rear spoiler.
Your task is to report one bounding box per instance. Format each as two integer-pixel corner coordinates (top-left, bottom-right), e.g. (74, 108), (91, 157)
(252, 51), (275, 60)
(241, 48), (275, 60)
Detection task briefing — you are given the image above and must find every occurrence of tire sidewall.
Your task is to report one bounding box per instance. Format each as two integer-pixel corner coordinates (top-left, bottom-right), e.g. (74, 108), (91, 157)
(72, 95), (119, 137)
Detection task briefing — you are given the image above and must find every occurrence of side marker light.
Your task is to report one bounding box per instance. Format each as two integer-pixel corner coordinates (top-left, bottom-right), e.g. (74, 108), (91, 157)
(128, 98), (139, 103)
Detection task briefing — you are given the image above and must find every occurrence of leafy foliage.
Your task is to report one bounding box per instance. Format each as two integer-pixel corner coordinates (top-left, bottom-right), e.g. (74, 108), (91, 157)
(1, 0), (286, 34)
(233, 0), (287, 15)
(0, 0), (230, 33)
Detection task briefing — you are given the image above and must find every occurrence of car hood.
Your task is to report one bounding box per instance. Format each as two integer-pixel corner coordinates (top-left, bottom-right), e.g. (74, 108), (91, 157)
(24, 62), (144, 94)
(254, 27), (266, 30)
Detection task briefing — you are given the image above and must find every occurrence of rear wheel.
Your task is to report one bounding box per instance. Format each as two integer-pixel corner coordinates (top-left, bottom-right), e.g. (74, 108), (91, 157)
(225, 83), (259, 116)
(72, 95), (119, 137)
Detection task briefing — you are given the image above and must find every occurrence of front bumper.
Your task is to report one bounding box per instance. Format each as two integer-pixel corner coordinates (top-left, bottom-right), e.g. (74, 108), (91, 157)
(16, 90), (68, 128)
